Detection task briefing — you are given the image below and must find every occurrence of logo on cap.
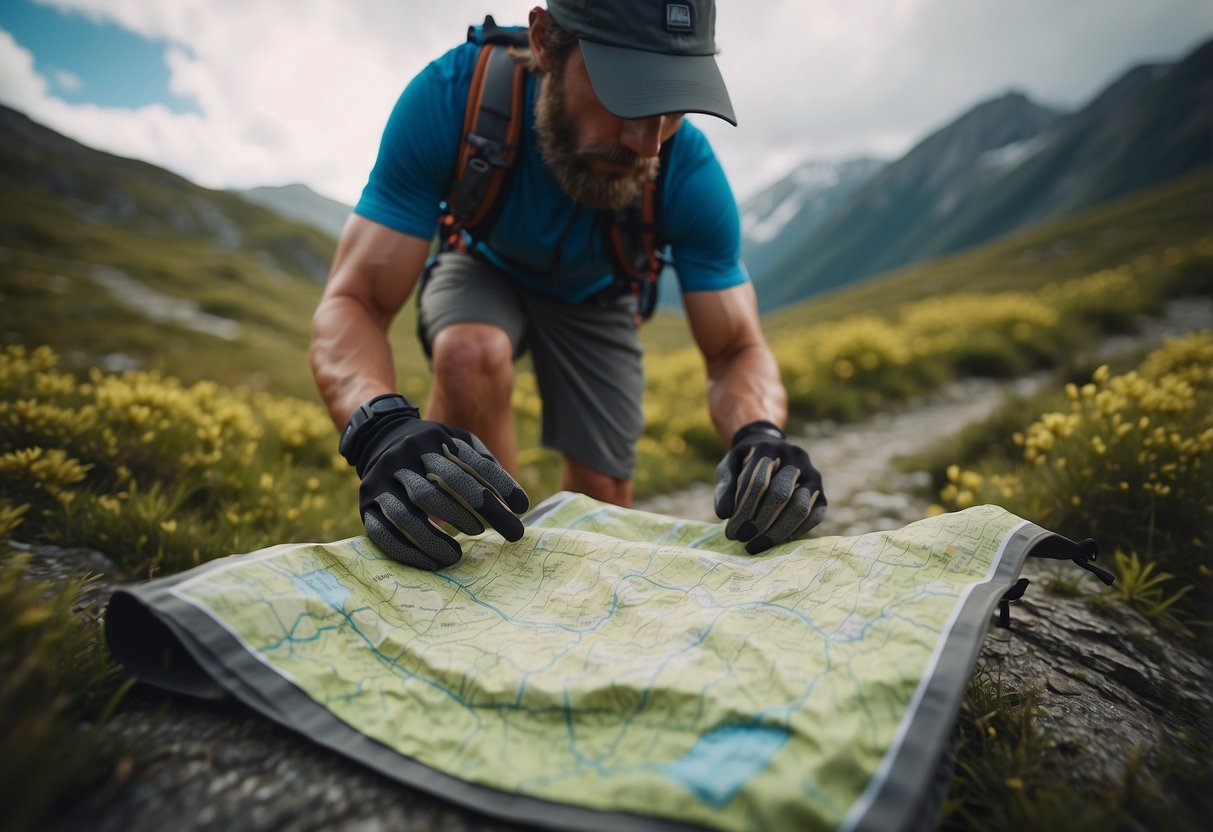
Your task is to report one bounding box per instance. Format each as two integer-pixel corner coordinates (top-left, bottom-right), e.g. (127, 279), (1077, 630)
(665, 3), (693, 32)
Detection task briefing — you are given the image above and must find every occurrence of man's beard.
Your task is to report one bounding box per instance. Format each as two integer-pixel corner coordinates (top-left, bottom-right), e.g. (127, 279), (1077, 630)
(534, 69), (661, 212)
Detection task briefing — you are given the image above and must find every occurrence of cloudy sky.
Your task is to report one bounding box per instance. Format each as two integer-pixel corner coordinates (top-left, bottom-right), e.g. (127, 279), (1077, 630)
(1, 0), (1210, 206)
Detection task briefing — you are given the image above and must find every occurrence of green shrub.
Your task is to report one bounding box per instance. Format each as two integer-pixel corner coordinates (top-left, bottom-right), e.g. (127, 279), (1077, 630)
(0, 345), (363, 577)
(0, 551), (131, 832)
(935, 332), (1213, 631)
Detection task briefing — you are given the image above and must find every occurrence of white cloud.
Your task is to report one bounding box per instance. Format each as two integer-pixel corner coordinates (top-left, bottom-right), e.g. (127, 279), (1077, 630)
(51, 67), (82, 93)
(0, 28), (49, 113)
(6, 0), (1213, 205)
(19, 0), (541, 202)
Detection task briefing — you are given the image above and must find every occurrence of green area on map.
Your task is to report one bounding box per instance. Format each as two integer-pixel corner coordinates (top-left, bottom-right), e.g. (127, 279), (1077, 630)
(173, 494), (1024, 831)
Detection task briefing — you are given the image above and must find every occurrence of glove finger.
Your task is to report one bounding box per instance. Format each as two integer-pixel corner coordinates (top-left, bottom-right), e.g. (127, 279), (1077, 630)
(791, 489), (827, 536)
(714, 446), (756, 519)
(725, 454), (777, 541)
(745, 486), (826, 554)
(422, 451), (525, 542)
(446, 437), (530, 514)
(714, 455), (738, 518)
(363, 503), (458, 571)
(749, 464), (801, 536)
(364, 511), (439, 571)
(397, 468), (484, 536)
(369, 491), (462, 569)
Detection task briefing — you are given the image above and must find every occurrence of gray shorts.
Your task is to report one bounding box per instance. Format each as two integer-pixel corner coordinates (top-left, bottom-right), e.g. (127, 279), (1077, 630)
(417, 252), (645, 480)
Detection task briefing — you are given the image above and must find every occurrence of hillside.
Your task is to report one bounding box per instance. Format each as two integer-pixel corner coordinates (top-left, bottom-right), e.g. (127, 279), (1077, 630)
(0, 105), (430, 400)
(237, 183), (351, 242)
(752, 37), (1213, 312)
(630, 168), (1213, 355)
(2, 102), (1210, 403)
(761, 169), (1213, 336)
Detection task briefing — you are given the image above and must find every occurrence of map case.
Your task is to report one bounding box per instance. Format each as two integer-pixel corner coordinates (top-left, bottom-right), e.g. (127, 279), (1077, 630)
(106, 492), (1087, 831)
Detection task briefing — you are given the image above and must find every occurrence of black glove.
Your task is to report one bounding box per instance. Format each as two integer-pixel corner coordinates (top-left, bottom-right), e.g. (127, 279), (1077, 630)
(714, 420), (827, 554)
(340, 394), (530, 570)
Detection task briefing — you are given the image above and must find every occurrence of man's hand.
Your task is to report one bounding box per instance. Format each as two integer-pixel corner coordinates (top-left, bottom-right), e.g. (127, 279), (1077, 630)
(714, 420), (827, 554)
(340, 394), (529, 570)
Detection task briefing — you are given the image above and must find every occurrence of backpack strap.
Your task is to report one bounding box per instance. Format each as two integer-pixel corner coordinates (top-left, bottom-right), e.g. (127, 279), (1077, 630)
(442, 15), (672, 325)
(440, 20), (527, 251)
(601, 132), (677, 324)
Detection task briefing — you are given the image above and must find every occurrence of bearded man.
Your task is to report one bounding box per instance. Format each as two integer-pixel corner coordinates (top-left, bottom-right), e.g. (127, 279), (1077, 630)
(311, 0), (828, 571)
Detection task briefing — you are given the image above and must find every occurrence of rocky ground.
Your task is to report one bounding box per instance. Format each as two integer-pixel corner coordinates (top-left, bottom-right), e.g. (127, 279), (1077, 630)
(24, 299), (1213, 831)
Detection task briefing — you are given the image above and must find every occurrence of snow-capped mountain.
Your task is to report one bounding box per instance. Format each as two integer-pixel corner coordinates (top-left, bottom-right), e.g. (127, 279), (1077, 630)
(739, 158), (884, 284)
(743, 159), (882, 245)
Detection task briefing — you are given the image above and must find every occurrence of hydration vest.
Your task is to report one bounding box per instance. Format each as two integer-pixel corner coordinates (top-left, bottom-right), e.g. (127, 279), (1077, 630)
(438, 16), (671, 323)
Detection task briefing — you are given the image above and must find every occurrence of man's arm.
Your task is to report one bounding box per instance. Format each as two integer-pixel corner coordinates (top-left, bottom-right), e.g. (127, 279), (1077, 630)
(311, 215), (529, 570)
(684, 283), (827, 551)
(682, 282), (787, 443)
(310, 214), (431, 428)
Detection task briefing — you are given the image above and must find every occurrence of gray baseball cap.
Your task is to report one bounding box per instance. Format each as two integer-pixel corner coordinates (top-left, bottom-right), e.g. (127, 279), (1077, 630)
(547, 0), (737, 125)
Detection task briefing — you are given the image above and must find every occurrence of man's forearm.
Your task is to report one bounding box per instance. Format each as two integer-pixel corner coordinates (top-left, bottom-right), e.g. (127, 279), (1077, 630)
(309, 217), (430, 430)
(706, 343), (788, 443)
(310, 293), (399, 429)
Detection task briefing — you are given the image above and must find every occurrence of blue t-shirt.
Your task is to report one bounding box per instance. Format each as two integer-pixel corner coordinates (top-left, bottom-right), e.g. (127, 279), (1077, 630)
(355, 42), (748, 304)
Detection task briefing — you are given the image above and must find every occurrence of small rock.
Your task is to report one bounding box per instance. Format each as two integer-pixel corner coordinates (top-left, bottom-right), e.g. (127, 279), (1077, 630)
(1045, 671), (1087, 696)
(851, 491), (913, 514)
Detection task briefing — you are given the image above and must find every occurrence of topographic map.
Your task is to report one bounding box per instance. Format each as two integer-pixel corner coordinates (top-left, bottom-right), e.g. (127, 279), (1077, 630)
(107, 492), (1072, 832)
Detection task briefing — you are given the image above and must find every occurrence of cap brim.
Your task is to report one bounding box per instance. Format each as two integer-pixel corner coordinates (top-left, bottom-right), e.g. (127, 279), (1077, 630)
(579, 40), (737, 126)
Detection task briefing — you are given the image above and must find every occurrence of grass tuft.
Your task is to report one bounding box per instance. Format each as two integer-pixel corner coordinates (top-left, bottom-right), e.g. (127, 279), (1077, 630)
(0, 551), (133, 832)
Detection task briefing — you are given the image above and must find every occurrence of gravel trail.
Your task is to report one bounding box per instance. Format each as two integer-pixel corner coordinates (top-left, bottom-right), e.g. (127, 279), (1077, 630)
(636, 374), (1046, 535)
(637, 297), (1212, 534)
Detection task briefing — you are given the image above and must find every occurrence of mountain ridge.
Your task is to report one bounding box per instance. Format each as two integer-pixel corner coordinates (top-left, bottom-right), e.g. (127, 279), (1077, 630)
(236, 183), (351, 241)
(748, 37), (1213, 312)
(738, 157), (884, 290)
